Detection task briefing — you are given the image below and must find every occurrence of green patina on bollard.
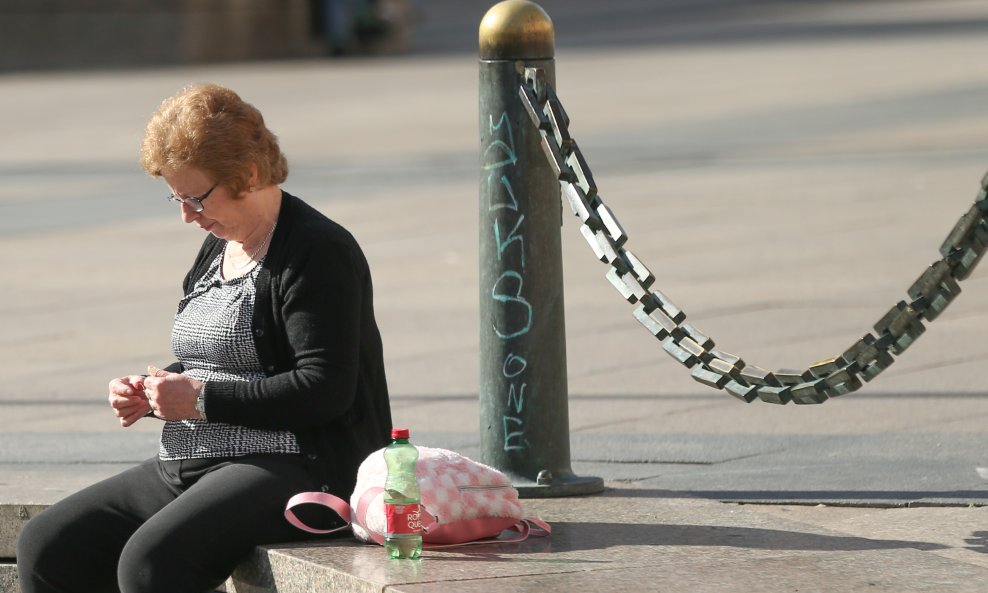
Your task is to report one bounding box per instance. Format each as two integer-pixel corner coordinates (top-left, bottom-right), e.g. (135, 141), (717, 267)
(478, 0), (603, 497)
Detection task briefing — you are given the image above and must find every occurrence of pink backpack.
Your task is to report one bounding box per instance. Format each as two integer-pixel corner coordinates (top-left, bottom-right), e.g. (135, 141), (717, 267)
(285, 446), (550, 547)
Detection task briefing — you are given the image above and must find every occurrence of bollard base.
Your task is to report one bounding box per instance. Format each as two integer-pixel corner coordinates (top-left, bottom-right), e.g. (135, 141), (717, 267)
(512, 472), (605, 498)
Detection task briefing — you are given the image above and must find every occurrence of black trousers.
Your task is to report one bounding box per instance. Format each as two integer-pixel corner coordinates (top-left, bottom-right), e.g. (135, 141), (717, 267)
(16, 454), (333, 593)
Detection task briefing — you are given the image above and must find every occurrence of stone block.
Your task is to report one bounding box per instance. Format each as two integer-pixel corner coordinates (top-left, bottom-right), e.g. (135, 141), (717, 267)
(1, 562), (19, 593)
(1, 504), (47, 558)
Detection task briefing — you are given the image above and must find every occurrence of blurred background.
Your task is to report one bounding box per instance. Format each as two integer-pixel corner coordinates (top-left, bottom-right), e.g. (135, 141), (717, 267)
(0, 0), (416, 70)
(9, 0), (988, 70)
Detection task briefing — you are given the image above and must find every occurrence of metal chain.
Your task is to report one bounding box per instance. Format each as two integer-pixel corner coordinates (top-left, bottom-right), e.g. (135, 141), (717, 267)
(519, 67), (988, 404)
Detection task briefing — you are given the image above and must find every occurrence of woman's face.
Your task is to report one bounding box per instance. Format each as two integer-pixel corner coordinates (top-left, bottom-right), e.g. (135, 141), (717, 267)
(162, 167), (250, 242)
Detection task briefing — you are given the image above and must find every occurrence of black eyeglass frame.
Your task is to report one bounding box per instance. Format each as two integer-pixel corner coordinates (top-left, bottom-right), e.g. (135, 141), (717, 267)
(166, 182), (218, 213)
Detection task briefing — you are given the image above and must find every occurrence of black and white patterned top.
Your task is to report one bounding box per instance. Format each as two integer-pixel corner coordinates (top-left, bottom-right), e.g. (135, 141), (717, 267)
(159, 251), (300, 460)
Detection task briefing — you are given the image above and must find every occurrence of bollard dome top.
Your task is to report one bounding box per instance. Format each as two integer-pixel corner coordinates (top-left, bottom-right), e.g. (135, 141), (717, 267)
(479, 0), (554, 61)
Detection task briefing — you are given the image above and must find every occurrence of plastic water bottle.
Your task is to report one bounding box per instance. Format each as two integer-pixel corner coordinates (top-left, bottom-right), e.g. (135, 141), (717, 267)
(384, 428), (422, 559)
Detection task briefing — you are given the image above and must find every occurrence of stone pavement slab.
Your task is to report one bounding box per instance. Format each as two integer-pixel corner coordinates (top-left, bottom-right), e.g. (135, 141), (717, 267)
(220, 488), (988, 593)
(10, 490), (988, 592)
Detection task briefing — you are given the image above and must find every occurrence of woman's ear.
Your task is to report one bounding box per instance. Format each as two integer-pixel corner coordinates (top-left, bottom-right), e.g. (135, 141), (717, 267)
(247, 162), (260, 190)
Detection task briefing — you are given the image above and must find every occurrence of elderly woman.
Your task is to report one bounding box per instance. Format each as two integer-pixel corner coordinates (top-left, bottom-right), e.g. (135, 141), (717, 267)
(16, 83), (392, 593)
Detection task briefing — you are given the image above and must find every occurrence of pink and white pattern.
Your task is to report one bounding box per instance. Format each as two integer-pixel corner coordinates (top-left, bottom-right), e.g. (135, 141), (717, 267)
(350, 446), (526, 545)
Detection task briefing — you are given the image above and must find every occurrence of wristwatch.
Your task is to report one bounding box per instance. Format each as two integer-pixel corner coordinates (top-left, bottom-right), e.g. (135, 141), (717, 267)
(195, 385), (207, 421)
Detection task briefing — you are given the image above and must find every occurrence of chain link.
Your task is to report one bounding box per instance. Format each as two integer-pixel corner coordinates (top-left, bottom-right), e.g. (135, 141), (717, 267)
(519, 67), (988, 404)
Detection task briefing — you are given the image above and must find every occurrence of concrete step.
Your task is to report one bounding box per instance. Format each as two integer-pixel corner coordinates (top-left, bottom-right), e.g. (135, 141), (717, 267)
(1, 504), (44, 560)
(2, 560), (229, 593)
(1, 562), (18, 593)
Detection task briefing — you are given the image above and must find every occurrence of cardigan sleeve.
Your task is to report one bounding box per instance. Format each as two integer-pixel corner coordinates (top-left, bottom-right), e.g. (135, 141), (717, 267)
(202, 234), (367, 431)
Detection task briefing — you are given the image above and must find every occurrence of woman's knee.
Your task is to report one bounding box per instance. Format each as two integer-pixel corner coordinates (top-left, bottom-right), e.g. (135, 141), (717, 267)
(117, 534), (171, 593)
(15, 510), (89, 592)
(117, 528), (217, 593)
(16, 510), (64, 574)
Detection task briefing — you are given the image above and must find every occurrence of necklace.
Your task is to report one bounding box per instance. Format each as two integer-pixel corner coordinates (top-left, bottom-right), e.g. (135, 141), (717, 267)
(227, 220), (277, 270)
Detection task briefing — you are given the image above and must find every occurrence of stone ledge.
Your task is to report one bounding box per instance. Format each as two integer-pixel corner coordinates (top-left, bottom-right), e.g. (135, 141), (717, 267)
(1, 563), (17, 593)
(226, 542), (382, 593)
(0, 505), (45, 559)
(9, 495), (988, 593)
(2, 503), (398, 593)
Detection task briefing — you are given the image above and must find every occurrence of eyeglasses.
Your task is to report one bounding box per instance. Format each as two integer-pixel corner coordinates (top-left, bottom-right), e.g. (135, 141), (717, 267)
(166, 182), (218, 213)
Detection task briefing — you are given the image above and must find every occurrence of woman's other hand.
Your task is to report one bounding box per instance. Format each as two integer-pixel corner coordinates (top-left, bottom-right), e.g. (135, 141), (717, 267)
(142, 368), (203, 421)
(107, 375), (151, 427)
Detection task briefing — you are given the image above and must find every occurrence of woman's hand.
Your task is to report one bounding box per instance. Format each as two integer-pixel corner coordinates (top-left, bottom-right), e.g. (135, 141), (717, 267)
(107, 375), (152, 427)
(142, 367), (204, 421)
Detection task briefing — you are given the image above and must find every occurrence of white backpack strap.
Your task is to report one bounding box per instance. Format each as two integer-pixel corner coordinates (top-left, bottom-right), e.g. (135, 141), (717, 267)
(353, 487), (386, 545)
(284, 491), (353, 535)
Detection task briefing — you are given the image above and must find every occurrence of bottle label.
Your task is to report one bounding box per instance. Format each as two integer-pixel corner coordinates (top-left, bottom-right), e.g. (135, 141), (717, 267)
(385, 502), (422, 535)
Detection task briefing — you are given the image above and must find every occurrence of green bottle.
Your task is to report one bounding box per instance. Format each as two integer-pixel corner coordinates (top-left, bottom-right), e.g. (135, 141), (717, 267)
(383, 428), (422, 559)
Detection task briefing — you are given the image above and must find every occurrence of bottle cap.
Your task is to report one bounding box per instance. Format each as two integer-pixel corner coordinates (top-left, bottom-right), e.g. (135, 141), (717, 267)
(391, 428), (410, 439)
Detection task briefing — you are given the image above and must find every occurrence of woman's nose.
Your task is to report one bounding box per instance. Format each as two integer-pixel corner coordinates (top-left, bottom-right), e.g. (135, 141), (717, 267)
(180, 202), (198, 223)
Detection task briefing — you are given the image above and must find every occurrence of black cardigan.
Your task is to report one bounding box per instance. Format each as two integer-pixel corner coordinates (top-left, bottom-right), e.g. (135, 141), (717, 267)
(166, 191), (392, 498)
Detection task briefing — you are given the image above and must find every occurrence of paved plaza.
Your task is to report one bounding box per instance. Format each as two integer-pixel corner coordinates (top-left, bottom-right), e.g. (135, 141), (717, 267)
(2, 1), (988, 591)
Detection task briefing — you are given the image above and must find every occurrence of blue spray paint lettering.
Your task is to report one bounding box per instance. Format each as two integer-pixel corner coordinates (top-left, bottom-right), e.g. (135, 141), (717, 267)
(484, 110), (531, 453)
(493, 214), (525, 269)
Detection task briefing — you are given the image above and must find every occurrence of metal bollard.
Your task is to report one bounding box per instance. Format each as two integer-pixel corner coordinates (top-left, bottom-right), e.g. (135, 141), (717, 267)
(478, 0), (603, 497)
